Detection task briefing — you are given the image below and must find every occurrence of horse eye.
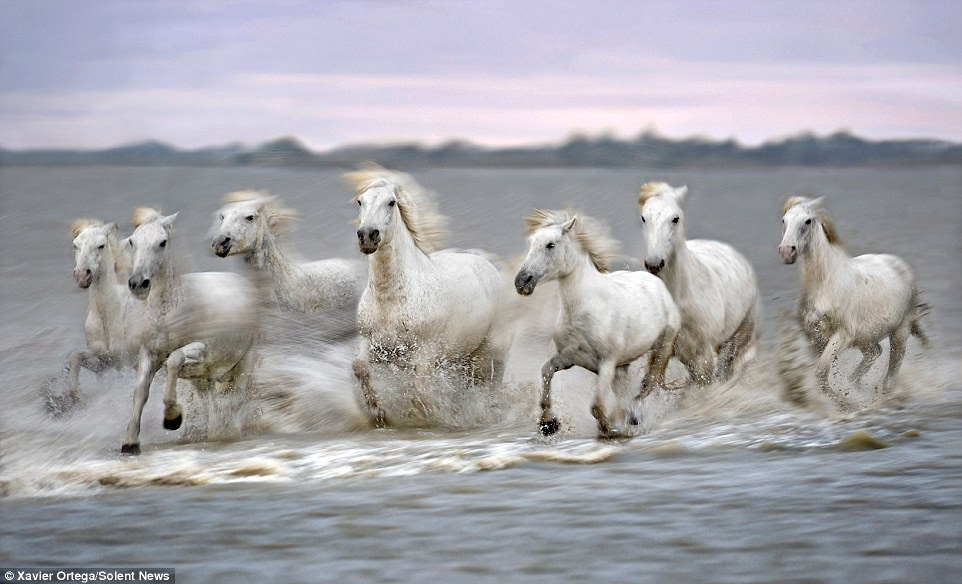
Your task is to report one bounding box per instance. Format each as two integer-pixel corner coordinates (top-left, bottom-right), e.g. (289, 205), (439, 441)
(641, 216), (646, 223)
(98, 244), (105, 250)
(159, 240), (167, 248)
(672, 216), (679, 224)
(388, 200), (396, 207)
(357, 200), (362, 206)
(805, 218), (812, 225)
(219, 214), (225, 221)
(245, 215), (255, 222)
(546, 242), (555, 250)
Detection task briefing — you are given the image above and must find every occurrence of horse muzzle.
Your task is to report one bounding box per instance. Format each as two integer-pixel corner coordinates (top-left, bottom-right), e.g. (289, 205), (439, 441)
(778, 245), (797, 264)
(74, 268), (92, 289)
(128, 275), (151, 299)
(357, 228), (381, 255)
(212, 236), (232, 258)
(514, 271), (537, 296)
(644, 257), (666, 275)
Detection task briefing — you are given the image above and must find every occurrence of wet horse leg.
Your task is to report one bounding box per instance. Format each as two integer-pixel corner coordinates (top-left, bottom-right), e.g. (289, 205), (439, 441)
(539, 354), (573, 436)
(849, 343), (882, 384)
(122, 349), (160, 455)
(353, 342), (386, 428)
(882, 324), (910, 393)
(816, 331), (854, 411)
(590, 360), (617, 438)
(162, 342), (206, 431)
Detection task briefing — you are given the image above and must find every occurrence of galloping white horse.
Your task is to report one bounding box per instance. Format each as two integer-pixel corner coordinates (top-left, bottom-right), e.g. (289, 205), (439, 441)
(345, 166), (511, 427)
(638, 182), (759, 384)
(778, 195), (928, 403)
(515, 210), (680, 437)
(210, 191), (366, 336)
(121, 208), (257, 454)
(59, 219), (143, 407)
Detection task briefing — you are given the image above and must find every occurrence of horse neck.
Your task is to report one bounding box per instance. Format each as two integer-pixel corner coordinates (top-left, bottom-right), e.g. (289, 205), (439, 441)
(556, 252), (603, 313)
(246, 227), (298, 282)
(658, 232), (693, 296)
(367, 223), (430, 301)
(800, 227), (849, 292)
(88, 251), (128, 325)
(145, 257), (184, 316)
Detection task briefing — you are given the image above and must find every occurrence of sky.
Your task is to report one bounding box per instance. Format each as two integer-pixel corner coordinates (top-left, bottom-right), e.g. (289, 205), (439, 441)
(1, 0), (960, 150)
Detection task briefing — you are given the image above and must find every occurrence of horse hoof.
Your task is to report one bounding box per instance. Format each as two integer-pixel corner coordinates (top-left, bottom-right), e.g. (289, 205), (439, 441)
(163, 414), (183, 430)
(371, 410), (388, 429)
(539, 418), (560, 436)
(120, 443), (141, 456)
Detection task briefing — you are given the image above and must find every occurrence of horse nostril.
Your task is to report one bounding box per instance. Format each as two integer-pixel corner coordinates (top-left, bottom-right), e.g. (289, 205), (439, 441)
(370, 229), (380, 241)
(141, 279), (150, 289)
(128, 279), (137, 291)
(658, 260), (665, 269)
(356, 230), (364, 240)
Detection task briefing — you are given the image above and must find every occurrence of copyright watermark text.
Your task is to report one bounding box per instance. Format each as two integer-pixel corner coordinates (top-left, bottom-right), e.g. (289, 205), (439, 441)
(2, 570), (173, 583)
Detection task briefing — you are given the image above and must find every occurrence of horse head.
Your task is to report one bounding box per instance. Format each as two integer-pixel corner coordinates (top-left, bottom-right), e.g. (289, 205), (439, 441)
(125, 210), (177, 299)
(638, 182), (688, 276)
(779, 196), (825, 264)
(211, 194), (277, 258)
(515, 215), (578, 295)
(354, 179), (400, 255)
(71, 221), (117, 289)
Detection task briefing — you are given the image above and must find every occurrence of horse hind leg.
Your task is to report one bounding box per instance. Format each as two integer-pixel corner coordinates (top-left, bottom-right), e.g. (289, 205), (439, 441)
(715, 309), (756, 382)
(882, 324), (911, 394)
(590, 360), (617, 438)
(848, 343), (882, 384)
(162, 342), (207, 431)
(633, 325), (679, 425)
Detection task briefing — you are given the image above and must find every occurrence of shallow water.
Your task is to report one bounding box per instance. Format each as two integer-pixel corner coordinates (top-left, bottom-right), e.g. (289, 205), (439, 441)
(1, 166), (960, 582)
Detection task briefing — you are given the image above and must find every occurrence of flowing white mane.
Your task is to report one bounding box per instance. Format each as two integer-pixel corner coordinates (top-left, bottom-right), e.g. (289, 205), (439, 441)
(523, 209), (620, 273)
(344, 165), (448, 253)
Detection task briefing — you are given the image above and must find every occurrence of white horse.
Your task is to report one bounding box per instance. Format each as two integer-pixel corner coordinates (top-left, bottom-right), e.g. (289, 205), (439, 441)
(121, 208), (257, 454)
(637, 182), (759, 384)
(514, 210), (680, 437)
(210, 191), (366, 337)
(778, 195), (928, 404)
(55, 219), (143, 410)
(345, 166), (511, 427)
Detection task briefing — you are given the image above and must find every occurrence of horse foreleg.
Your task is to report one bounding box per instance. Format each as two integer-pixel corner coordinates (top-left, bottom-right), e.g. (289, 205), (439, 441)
(122, 350), (160, 455)
(882, 325), (910, 393)
(849, 343), (882, 384)
(591, 360), (617, 438)
(816, 331), (853, 411)
(163, 342), (206, 431)
(353, 343), (386, 428)
(539, 354), (572, 436)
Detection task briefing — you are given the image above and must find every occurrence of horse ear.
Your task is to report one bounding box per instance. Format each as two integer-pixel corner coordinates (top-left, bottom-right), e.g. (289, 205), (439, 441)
(161, 212), (179, 229)
(675, 185), (689, 203)
(103, 222), (118, 237)
(561, 216), (577, 234)
(810, 196), (825, 207)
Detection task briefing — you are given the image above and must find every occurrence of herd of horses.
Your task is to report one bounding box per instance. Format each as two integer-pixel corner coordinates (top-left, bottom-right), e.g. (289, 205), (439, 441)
(63, 166), (929, 454)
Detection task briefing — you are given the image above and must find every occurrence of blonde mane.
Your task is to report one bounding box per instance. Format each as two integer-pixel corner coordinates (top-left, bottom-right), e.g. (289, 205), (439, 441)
(637, 181), (675, 209)
(524, 209), (620, 273)
(131, 207), (163, 228)
(783, 195), (842, 246)
(70, 218), (103, 238)
(344, 164), (448, 253)
(221, 190), (299, 236)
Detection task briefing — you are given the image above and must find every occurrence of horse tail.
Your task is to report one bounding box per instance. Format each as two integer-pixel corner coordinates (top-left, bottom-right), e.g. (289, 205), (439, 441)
(911, 301), (930, 348)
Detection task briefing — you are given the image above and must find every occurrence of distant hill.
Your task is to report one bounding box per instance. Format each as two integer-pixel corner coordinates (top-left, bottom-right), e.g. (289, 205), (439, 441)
(2, 131), (959, 168)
